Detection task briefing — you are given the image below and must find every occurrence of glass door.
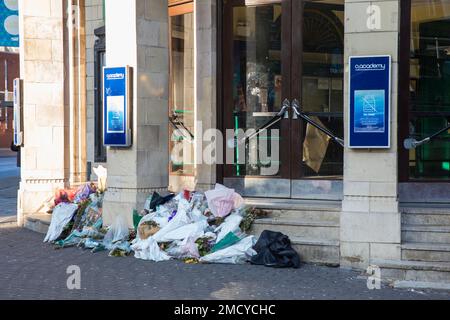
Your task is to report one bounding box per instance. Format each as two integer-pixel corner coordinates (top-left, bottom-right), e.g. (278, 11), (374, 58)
(222, 0), (344, 199)
(223, 0), (292, 197)
(290, 0), (344, 199)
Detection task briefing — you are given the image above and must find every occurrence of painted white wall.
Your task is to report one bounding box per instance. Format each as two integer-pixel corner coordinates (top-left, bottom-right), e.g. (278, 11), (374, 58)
(105, 0), (137, 67)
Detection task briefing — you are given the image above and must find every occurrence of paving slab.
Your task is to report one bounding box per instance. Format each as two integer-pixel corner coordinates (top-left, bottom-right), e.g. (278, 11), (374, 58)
(0, 226), (449, 300)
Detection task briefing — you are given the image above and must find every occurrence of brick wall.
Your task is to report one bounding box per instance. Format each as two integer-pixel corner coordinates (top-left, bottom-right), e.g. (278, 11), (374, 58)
(84, 0), (104, 169)
(0, 52), (19, 148)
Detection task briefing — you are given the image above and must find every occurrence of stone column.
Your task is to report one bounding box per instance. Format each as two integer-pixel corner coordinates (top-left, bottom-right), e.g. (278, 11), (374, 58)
(84, 0), (106, 173)
(17, 0), (69, 226)
(102, 0), (169, 227)
(194, 0), (217, 191)
(340, 0), (401, 269)
(68, 0), (88, 185)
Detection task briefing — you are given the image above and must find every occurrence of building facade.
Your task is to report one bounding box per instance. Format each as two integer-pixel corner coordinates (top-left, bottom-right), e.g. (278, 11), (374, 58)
(18, 0), (450, 285)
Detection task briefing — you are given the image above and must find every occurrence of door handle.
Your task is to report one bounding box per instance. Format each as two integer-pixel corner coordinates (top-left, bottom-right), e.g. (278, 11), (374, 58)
(232, 100), (291, 147)
(292, 99), (299, 120)
(278, 98), (290, 119)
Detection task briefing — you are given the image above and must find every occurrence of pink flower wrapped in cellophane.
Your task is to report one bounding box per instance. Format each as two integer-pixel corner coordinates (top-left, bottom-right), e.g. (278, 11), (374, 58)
(205, 184), (244, 218)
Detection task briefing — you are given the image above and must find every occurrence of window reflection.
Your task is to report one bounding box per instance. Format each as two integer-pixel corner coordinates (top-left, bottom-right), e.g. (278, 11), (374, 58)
(232, 5), (282, 176)
(409, 0), (450, 180)
(301, 0), (344, 178)
(169, 12), (195, 176)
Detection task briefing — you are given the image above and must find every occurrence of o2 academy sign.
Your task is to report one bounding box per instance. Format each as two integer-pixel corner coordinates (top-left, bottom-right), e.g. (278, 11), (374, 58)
(103, 66), (132, 147)
(354, 63), (387, 71)
(349, 55), (391, 149)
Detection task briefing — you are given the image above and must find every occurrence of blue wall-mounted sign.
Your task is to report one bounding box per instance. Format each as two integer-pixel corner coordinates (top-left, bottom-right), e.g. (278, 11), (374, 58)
(349, 55), (391, 148)
(0, 0), (18, 47)
(103, 66), (132, 147)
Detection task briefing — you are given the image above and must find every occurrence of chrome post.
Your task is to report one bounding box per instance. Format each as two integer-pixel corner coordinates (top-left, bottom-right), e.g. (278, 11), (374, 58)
(292, 99), (300, 119)
(279, 98), (290, 119)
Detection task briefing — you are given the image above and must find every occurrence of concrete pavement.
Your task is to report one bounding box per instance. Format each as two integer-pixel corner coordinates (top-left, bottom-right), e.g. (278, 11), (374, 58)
(0, 225), (449, 300)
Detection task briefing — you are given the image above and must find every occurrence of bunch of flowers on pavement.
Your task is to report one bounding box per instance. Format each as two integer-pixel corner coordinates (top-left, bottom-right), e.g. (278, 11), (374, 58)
(43, 182), (272, 265)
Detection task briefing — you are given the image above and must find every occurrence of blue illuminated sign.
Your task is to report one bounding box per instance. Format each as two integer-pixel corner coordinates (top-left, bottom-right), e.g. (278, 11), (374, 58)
(103, 66), (131, 147)
(0, 0), (18, 47)
(349, 56), (391, 148)
(13, 78), (22, 146)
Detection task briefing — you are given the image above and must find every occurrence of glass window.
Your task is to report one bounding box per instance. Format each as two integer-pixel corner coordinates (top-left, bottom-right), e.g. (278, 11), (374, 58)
(169, 12), (195, 176)
(409, 0), (450, 180)
(301, 0), (344, 178)
(231, 4), (283, 177)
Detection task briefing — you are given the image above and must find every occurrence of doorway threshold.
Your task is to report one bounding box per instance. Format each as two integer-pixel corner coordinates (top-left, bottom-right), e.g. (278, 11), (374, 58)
(244, 197), (341, 211)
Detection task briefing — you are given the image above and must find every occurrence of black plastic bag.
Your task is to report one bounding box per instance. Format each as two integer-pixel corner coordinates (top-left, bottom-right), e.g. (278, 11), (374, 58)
(149, 192), (175, 211)
(250, 230), (301, 268)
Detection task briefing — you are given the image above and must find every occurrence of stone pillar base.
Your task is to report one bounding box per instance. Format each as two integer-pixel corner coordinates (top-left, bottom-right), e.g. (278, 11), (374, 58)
(340, 241), (402, 270)
(340, 196), (401, 270)
(17, 179), (67, 226)
(102, 187), (168, 227)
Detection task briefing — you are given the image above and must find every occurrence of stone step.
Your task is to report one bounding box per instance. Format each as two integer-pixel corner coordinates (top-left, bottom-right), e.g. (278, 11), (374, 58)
(24, 214), (51, 234)
(402, 242), (450, 262)
(402, 225), (450, 244)
(245, 198), (340, 223)
(0, 220), (18, 228)
(401, 206), (450, 215)
(251, 218), (340, 241)
(245, 198), (341, 211)
(290, 237), (340, 267)
(0, 215), (16, 225)
(402, 213), (450, 226)
(401, 207), (450, 226)
(267, 209), (340, 224)
(393, 280), (450, 291)
(372, 259), (450, 286)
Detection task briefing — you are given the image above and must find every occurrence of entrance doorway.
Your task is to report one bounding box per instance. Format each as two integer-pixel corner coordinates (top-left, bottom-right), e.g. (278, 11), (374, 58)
(222, 0), (345, 199)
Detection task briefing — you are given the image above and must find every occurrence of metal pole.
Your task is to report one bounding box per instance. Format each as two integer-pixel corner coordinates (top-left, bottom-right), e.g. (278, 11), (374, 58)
(404, 123), (450, 149)
(4, 59), (8, 129)
(291, 100), (345, 147)
(4, 59), (7, 99)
